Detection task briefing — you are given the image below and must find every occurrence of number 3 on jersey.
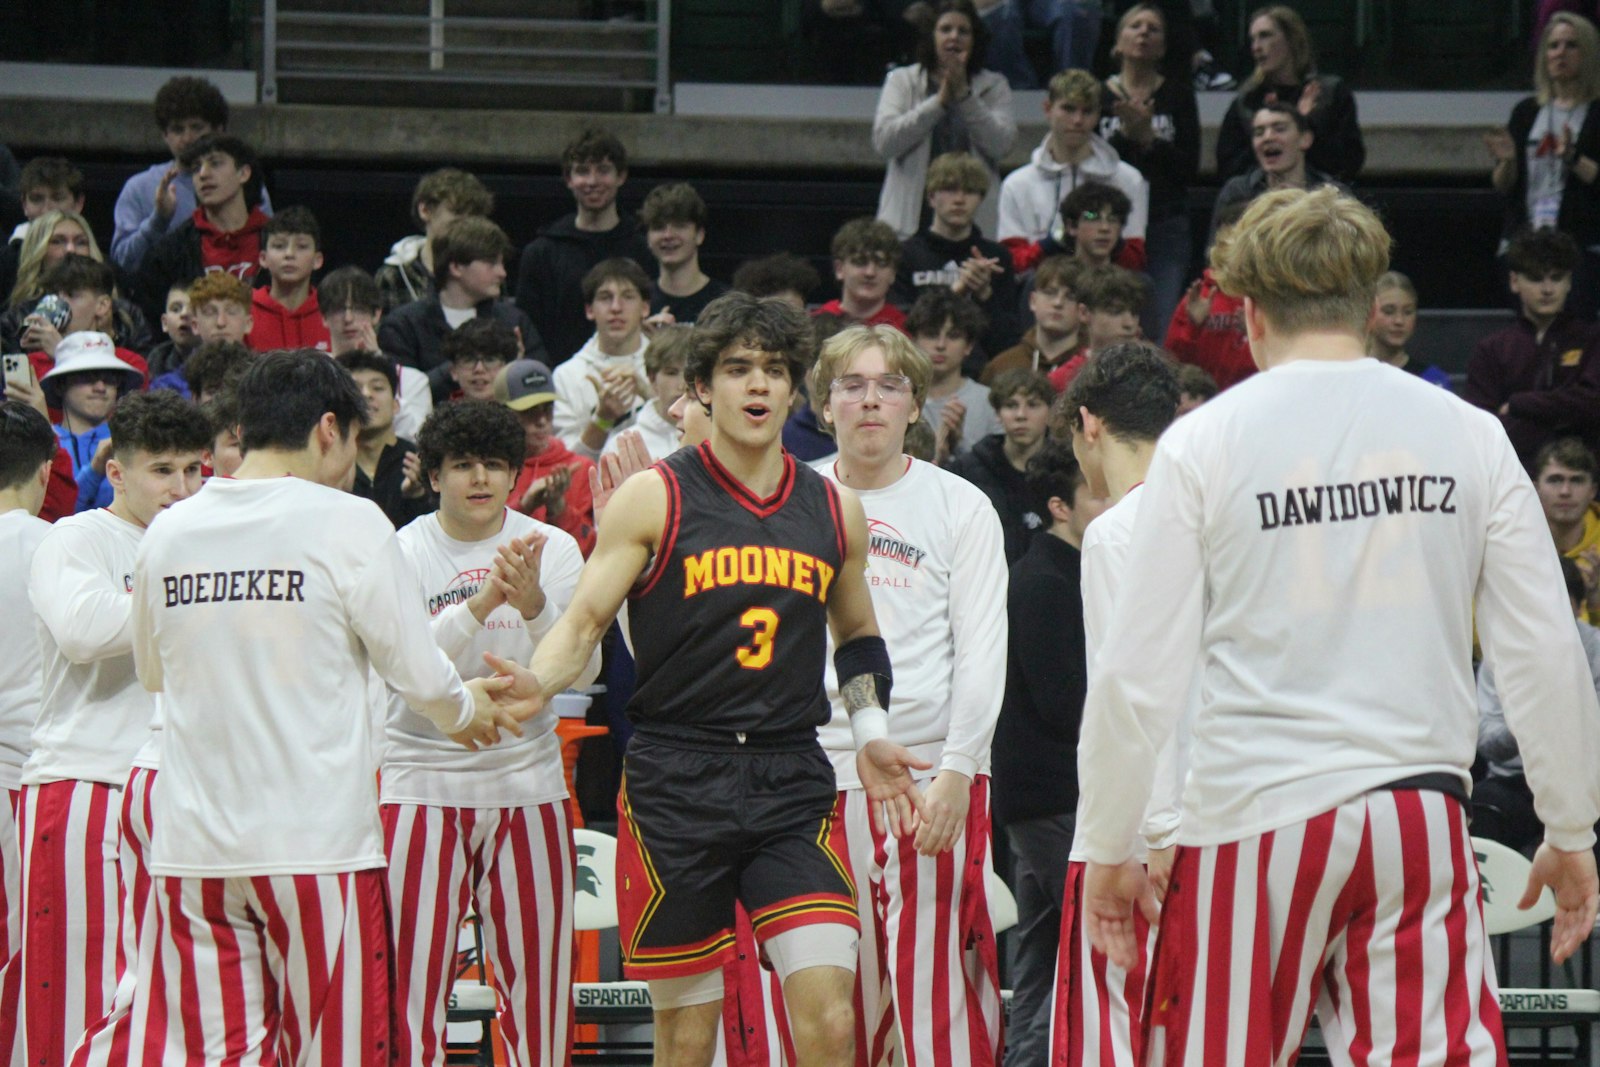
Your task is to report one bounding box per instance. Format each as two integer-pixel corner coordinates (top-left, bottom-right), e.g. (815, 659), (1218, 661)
(736, 607), (779, 670)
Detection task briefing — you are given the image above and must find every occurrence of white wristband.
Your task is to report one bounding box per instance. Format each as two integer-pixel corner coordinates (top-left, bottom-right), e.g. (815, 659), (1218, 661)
(850, 704), (889, 750)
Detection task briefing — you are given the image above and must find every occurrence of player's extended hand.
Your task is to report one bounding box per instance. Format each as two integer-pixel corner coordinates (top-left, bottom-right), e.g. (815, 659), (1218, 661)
(1084, 859), (1161, 971)
(480, 651), (549, 723)
(1146, 845), (1177, 904)
(912, 769), (970, 856)
(490, 533), (548, 620)
(589, 429), (653, 525)
(453, 675), (524, 750)
(857, 738), (932, 840)
(1523, 843), (1599, 963)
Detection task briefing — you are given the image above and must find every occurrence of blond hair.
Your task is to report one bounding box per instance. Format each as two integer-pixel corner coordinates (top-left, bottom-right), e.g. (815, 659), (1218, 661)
(1046, 69), (1101, 110)
(807, 325), (931, 436)
(925, 152), (990, 197)
(1536, 13), (1600, 105)
(10, 210), (104, 307)
(643, 324), (693, 378)
(1210, 187), (1391, 336)
(1374, 270), (1416, 302)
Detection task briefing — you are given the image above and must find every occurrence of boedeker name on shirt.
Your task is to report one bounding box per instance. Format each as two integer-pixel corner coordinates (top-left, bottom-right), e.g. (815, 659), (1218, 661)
(163, 569), (307, 605)
(1257, 474), (1457, 531)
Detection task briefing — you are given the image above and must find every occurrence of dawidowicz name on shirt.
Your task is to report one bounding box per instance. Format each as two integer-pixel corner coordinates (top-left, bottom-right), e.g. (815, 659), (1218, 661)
(1256, 474), (1458, 531)
(162, 569), (308, 605)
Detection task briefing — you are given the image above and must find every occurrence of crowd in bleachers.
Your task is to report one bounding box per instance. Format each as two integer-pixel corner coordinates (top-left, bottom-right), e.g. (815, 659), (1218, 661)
(6, 2), (1600, 1059)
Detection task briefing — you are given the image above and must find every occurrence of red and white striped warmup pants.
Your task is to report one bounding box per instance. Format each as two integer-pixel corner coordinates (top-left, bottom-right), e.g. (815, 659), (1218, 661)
(382, 801), (575, 1067)
(1048, 860), (1155, 1067)
(840, 776), (1003, 1067)
(129, 869), (392, 1067)
(1143, 789), (1505, 1067)
(71, 767), (158, 1067)
(18, 778), (123, 1067)
(0, 786), (25, 1066)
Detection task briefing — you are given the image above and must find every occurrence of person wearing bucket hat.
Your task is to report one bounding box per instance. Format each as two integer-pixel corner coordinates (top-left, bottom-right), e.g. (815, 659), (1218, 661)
(41, 331), (146, 512)
(497, 358), (597, 557)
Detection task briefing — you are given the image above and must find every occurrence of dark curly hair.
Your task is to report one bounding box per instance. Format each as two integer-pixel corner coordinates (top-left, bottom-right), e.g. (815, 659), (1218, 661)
(904, 288), (987, 342)
(442, 318), (517, 367)
(416, 399), (526, 478)
(153, 76), (228, 131)
(683, 291), (812, 396)
(1060, 340), (1179, 442)
(185, 341), (255, 402)
(179, 134), (263, 209)
(107, 390), (213, 461)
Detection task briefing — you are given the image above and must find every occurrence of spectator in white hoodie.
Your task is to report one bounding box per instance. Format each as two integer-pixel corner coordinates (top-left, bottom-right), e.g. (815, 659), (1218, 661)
(632, 324), (691, 461)
(374, 168), (494, 313)
(550, 257), (651, 460)
(998, 69), (1149, 251)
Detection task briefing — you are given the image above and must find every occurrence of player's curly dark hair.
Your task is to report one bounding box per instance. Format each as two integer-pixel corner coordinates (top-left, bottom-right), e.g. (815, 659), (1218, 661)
(107, 390), (213, 461)
(1060, 340), (1180, 443)
(683, 291), (812, 398)
(416, 399), (526, 478)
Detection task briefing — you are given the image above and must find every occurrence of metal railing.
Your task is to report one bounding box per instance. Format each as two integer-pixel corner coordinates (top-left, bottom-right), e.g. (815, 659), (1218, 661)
(260, 0), (672, 113)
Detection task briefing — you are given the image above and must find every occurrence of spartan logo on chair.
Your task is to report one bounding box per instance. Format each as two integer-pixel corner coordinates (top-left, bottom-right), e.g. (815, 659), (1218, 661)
(1475, 848), (1495, 905)
(577, 843), (601, 898)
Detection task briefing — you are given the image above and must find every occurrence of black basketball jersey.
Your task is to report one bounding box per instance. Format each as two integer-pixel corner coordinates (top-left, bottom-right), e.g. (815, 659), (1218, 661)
(627, 442), (848, 736)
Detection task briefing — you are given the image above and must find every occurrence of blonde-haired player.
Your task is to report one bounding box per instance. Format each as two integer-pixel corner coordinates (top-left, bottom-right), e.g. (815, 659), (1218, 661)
(811, 324), (1008, 1067)
(1080, 187), (1600, 1065)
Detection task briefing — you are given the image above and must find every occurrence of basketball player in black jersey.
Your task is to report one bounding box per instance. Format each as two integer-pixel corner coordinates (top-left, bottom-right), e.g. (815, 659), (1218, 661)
(487, 291), (928, 1067)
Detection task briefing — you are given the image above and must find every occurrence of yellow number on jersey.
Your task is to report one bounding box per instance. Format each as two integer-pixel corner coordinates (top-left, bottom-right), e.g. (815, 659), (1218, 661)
(736, 607), (779, 670)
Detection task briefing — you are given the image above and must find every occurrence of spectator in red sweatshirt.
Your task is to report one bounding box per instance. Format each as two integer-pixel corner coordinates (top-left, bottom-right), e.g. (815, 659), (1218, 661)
(1164, 201), (1253, 391)
(133, 133), (268, 326)
(495, 358), (597, 556)
(247, 206), (330, 352)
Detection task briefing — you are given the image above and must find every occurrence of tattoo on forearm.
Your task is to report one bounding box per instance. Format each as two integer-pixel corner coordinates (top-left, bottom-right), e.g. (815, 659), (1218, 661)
(843, 674), (877, 714)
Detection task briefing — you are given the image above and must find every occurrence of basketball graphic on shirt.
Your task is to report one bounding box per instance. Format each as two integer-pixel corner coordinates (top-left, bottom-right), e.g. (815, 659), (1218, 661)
(426, 568), (490, 616)
(865, 519), (927, 571)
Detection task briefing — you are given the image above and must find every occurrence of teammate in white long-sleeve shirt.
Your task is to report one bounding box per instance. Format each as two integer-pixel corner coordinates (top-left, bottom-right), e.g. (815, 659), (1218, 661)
(1049, 342), (1181, 1067)
(127, 351), (511, 1067)
(0, 403), (59, 1062)
(1080, 188), (1600, 1067)
(72, 391), (249, 1067)
(811, 325), (1009, 1067)
(20, 392), (209, 1067)
(383, 400), (597, 1067)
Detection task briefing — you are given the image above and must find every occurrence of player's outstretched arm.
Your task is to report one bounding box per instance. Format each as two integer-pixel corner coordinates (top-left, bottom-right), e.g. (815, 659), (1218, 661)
(485, 469), (664, 722)
(1084, 859), (1161, 972)
(1523, 843), (1600, 963)
(828, 486), (931, 838)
